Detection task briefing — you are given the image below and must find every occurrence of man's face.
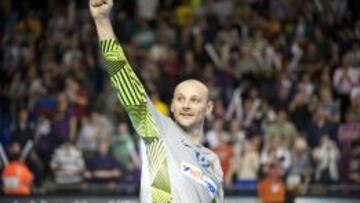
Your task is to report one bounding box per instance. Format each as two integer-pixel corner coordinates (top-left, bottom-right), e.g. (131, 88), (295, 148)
(171, 80), (213, 132)
(277, 110), (287, 124)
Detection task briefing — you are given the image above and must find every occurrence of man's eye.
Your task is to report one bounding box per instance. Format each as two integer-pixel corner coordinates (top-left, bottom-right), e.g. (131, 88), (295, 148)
(191, 98), (199, 103)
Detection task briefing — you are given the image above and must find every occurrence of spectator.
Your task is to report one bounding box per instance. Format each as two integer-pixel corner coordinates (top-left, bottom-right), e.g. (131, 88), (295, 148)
(50, 139), (85, 185)
(15, 11), (43, 42)
(10, 108), (43, 186)
(318, 86), (341, 123)
(210, 124), (234, 179)
(133, 20), (155, 50)
(51, 94), (77, 146)
(333, 54), (359, 96)
(225, 139), (260, 190)
(175, 1), (195, 27)
(211, 98), (227, 121)
(2, 143), (33, 195)
(288, 90), (312, 133)
(332, 54), (360, 119)
(88, 109), (114, 140)
(313, 134), (340, 184)
(64, 76), (89, 120)
(112, 122), (141, 171)
(77, 113), (102, 156)
(272, 70), (293, 109)
(151, 92), (169, 116)
(286, 137), (312, 195)
(228, 119), (246, 156)
(350, 94), (360, 121)
(297, 72), (315, 103)
(236, 44), (260, 82)
(261, 136), (291, 172)
(137, 0), (158, 20)
(33, 92), (57, 119)
(265, 109), (298, 148)
(26, 66), (47, 112)
(7, 71), (27, 121)
(337, 110), (360, 183)
(258, 163), (286, 203)
(306, 107), (337, 148)
(34, 116), (52, 179)
(10, 108), (35, 148)
(84, 139), (121, 185)
(256, 98), (276, 132)
(205, 119), (230, 148)
(348, 139), (360, 184)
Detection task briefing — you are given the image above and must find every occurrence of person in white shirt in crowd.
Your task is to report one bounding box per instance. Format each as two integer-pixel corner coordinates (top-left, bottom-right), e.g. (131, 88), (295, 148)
(313, 134), (340, 184)
(205, 119), (230, 148)
(50, 138), (85, 185)
(333, 54), (360, 96)
(261, 135), (291, 172)
(77, 111), (102, 156)
(333, 54), (360, 120)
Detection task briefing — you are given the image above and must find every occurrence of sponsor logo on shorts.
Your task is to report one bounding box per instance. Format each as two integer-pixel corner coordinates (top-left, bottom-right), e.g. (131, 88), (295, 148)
(181, 161), (217, 197)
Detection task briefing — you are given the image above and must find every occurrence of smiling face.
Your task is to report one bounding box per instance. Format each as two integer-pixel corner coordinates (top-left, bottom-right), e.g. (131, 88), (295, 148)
(171, 80), (213, 132)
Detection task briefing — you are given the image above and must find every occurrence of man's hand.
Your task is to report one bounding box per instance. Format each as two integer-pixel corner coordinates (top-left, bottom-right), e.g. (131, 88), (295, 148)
(89, 0), (115, 40)
(89, 0), (113, 20)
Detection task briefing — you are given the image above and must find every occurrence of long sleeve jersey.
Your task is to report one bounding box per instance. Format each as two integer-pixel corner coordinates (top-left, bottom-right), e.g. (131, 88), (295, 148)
(100, 38), (224, 203)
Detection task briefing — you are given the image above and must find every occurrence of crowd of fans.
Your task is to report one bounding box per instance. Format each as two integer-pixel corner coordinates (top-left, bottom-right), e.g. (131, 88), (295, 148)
(0, 0), (359, 199)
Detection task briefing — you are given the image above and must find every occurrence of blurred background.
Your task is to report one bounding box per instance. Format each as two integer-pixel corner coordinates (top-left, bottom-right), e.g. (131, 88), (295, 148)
(0, 0), (359, 202)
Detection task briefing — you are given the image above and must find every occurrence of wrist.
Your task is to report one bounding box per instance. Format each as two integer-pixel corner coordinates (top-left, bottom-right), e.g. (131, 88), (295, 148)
(94, 17), (111, 26)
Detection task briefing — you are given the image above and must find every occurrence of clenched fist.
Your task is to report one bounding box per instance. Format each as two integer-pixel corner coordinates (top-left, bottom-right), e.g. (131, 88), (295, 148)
(89, 0), (113, 20)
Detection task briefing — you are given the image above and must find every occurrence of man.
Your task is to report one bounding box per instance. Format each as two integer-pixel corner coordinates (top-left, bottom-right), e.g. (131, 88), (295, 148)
(50, 139), (85, 185)
(257, 163), (285, 203)
(2, 143), (34, 195)
(89, 0), (224, 202)
(84, 139), (121, 185)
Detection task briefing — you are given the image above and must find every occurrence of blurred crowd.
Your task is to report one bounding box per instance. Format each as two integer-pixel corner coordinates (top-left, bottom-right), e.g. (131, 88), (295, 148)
(0, 0), (359, 199)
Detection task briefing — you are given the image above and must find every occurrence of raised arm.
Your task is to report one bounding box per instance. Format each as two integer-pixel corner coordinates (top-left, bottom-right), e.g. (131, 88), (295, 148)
(90, 2), (173, 201)
(89, 0), (160, 139)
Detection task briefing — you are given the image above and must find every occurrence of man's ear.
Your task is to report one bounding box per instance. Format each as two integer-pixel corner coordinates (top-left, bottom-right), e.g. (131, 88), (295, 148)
(206, 101), (214, 116)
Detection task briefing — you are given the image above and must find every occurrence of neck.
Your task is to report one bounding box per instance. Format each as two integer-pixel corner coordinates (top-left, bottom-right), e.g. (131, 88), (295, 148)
(179, 123), (204, 145)
(185, 128), (203, 145)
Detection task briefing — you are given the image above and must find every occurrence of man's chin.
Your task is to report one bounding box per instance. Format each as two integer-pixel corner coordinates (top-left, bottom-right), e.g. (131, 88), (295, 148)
(177, 121), (195, 132)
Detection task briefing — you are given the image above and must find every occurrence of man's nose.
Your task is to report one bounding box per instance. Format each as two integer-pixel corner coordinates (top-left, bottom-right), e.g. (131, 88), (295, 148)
(182, 100), (191, 110)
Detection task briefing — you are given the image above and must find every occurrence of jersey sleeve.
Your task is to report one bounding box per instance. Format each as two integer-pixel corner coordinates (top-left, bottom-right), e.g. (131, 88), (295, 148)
(100, 38), (161, 139)
(100, 38), (173, 202)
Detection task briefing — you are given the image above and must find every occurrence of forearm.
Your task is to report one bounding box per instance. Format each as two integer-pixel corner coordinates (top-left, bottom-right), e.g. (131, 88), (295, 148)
(94, 17), (115, 40)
